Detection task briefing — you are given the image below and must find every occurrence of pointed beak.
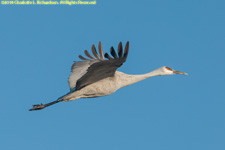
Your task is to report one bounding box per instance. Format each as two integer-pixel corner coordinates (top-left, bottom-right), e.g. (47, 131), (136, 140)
(173, 70), (188, 75)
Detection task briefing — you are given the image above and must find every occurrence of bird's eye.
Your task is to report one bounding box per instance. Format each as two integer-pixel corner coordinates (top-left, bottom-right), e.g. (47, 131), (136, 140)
(165, 67), (172, 71)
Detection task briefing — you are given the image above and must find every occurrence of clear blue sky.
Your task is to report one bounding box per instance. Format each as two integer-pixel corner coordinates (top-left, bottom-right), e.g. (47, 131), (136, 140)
(0, 0), (225, 150)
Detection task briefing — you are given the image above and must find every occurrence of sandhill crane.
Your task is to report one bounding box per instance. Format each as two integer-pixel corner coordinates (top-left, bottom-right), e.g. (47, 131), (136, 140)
(29, 41), (188, 111)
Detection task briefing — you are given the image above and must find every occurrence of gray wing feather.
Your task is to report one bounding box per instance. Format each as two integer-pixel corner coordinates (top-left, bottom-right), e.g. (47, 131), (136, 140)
(98, 41), (105, 60)
(68, 41), (130, 91)
(104, 53), (113, 60)
(92, 45), (100, 59)
(68, 60), (100, 89)
(84, 50), (95, 59)
(110, 47), (118, 59)
(78, 55), (89, 60)
(117, 42), (123, 58)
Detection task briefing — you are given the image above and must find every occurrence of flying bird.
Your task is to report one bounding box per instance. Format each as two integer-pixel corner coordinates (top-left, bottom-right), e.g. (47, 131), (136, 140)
(29, 41), (188, 111)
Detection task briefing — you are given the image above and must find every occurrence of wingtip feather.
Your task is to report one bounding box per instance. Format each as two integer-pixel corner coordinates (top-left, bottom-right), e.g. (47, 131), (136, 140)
(110, 47), (118, 59)
(84, 50), (95, 60)
(123, 41), (129, 60)
(92, 44), (100, 59)
(118, 42), (123, 58)
(79, 55), (89, 60)
(98, 41), (104, 60)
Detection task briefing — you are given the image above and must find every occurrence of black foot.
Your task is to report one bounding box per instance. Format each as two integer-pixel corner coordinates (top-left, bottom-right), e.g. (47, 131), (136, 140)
(29, 104), (46, 111)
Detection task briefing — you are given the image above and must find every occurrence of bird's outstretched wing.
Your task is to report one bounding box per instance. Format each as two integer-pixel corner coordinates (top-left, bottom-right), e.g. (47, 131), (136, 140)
(68, 41), (129, 91)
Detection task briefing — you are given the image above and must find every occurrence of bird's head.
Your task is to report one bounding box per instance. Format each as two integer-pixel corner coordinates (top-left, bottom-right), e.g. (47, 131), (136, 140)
(156, 66), (188, 76)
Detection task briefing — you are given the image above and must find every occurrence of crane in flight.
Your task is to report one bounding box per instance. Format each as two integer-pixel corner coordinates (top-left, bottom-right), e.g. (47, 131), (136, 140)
(29, 41), (188, 111)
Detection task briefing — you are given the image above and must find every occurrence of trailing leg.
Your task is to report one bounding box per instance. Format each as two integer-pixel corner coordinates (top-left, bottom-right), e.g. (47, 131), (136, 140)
(29, 99), (63, 111)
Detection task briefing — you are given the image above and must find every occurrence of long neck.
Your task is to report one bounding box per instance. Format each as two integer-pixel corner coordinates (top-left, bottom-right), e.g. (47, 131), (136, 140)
(117, 70), (162, 88)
